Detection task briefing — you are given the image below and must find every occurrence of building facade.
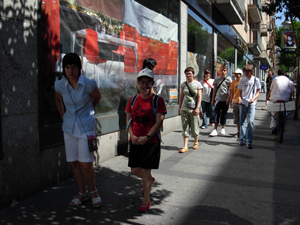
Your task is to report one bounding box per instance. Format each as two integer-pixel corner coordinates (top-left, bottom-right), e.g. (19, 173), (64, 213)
(0, 0), (275, 208)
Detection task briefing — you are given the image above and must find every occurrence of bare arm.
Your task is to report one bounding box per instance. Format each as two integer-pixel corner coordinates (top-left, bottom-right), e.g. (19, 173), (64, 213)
(193, 89), (202, 116)
(90, 87), (101, 108)
(55, 91), (64, 119)
(178, 88), (184, 115)
(211, 87), (217, 106)
(138, 113), (165, 145)
(126, 112), (139, 145)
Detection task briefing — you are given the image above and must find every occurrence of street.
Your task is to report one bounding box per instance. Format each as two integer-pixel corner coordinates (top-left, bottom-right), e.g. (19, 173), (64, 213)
(1, 94), (300, 225)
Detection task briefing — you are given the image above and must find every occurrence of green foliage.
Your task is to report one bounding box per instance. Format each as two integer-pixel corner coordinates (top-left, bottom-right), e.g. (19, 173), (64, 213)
(187, 22), (209, 55)
(263, 0), (300, 21)
(219, 47), (243, 65)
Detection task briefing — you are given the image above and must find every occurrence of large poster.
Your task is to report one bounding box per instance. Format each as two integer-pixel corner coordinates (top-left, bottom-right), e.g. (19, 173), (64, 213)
(41, 0), (178, 125)
(281, 30), (297, 50)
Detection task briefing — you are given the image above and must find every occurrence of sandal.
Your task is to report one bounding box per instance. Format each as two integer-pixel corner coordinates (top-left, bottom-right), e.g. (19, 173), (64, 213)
(234, 133), (239, 138)
(90, 189), (102, 208)
(193, 142), (199, 150)
(179, 147), (188, 153)
(138, 201), (151, 212)
(69, 191), (90, 207)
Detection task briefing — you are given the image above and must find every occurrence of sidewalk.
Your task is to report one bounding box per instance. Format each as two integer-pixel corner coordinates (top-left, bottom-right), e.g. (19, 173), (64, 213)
(1, 94), (300, 225)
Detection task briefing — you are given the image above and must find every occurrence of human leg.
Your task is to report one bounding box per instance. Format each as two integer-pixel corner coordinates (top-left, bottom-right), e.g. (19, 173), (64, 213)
(201, 101), (208, 128)
(220, 102), (229, 126)
(208, 103), (215, 125)
(210, 102), (220, 136)
(233, 103), (240, 137)
(239, 104), (248, 144)
(246, 104), (256, 147)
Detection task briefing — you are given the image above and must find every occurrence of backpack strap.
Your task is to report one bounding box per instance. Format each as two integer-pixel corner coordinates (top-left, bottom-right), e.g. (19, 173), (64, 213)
(152, 95), (163, 143)
(126, 95), (138, 131)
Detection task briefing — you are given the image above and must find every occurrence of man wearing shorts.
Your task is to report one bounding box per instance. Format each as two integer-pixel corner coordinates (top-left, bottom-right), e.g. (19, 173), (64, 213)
(229, 68), (242, 140)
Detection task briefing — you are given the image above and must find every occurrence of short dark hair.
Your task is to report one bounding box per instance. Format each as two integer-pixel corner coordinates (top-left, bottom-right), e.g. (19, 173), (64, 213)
(220, 65), (227, 71)
(278, 69), (284, 76)
(204, 69), (211, 74)
(62, 53), (82, 77)
(142, 58), (157, 71)
(184, 67), (194, 74)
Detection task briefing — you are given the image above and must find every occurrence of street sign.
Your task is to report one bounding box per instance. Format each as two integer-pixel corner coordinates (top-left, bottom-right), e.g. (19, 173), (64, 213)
(260, 65), (269, 70)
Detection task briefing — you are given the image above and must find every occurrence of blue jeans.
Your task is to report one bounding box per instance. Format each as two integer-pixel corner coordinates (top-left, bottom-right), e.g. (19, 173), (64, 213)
(201, 101), (215, 128)
(239, 104), (256, 145)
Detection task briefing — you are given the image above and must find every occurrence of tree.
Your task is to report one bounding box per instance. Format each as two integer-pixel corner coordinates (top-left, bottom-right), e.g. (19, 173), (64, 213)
(264, 1), (300, 118)
(187, 21), (209, 55)
(219, 47), (243, 68)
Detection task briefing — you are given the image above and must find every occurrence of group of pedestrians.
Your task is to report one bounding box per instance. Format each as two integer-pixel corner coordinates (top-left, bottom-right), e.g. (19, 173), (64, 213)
(54, 52), (298, 214)
(177, 64), (261, 151)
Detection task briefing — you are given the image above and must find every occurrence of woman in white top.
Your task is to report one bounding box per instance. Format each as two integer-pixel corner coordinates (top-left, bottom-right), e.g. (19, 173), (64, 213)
(200, 69), (215, 129)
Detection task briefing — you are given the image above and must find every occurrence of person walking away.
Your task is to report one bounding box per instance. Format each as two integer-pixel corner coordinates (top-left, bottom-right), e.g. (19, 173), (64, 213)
(178, 67), (202, 152)
(209, 65), (232, 136)
(261, 80), (265, 93)
(267, 69), (294, 134)
(126, 68), (166, 212)
(238, 64), (260, 149)
(229, 68), (242, 139)
(200, 69), (215, 129)
(54, 53), (102, 207)
(262, 70), (274, 110)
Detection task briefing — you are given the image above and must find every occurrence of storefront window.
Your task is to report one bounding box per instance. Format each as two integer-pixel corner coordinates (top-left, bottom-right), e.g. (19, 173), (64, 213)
(217, 33), (236, 78)
(40, 0), (179, 139)
(187, 9), (213, 80)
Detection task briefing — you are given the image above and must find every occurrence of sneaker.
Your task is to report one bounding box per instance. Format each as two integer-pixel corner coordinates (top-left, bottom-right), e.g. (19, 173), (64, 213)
(247, 144), (253, 149)
(220, 129), (226, 135)
(200, 126), (207, 129)
(209, 130), (218, 137)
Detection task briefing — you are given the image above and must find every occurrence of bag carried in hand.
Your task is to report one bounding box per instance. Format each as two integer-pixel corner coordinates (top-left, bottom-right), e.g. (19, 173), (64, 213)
(88, 135), (98, 152)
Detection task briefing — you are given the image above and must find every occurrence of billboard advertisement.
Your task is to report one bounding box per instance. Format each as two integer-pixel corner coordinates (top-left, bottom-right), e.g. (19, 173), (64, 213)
(281, 30), (297, 50)
(41, 0), (178, 125)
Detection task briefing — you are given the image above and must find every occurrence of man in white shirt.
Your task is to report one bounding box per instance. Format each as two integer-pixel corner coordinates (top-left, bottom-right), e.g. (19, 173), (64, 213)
(238, 65), (260, 149)
(268, 69), (294, 133)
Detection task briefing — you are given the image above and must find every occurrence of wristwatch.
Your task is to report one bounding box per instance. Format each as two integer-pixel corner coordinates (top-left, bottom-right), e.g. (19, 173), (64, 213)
(146, 134), (152, 140)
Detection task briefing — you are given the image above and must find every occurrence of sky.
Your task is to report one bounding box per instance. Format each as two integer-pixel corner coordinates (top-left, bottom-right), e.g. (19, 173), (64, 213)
(275, 10), (286, 27)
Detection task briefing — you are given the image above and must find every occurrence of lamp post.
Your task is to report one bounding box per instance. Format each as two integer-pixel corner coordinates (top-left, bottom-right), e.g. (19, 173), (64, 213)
(281, 15), (299, 119)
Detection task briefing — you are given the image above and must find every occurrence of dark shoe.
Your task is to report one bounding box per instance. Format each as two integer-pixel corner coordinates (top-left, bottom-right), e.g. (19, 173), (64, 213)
(142, 177), (155, 195)
(239, 142), (245, 146)
(138, 201), (151, 212)
(247, 144), (253, 149)
(271, 128), (277, 135)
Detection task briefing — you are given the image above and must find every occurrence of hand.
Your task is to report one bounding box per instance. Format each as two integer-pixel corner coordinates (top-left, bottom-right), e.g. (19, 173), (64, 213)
(131, 135), (140, 145)
(137, 136), (148, 145)
(230, 101), (233, 108)
(211, 100), (215, 106)
(238, 97), (243, 104)
(249, 98), (255, 104)
(226, 98), (230, 105)
(178, 109), (181, 115)
(193, 107), (200, 116)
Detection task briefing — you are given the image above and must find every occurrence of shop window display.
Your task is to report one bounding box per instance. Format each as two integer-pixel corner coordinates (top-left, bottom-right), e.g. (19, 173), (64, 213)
(40, 0), (179, 137)
(187, 9), (213, 81)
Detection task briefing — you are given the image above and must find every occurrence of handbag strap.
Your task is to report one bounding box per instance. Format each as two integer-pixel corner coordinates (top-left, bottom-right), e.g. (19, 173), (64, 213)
(252, 77), (256, 95)
(185, 81), (196, 98)
(203, 79), (213, 89)
(216, 78), (226, 92)
(67, 85), (89, 137)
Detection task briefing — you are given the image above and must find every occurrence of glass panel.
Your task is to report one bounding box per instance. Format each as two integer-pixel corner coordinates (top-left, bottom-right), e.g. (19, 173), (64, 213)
(40, 0), (179, 132)
(187, 9), (213, 81)
(217, 33), (235, 78)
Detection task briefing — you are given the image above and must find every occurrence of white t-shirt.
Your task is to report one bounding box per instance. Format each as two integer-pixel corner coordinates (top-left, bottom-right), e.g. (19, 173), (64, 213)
(200, 79), (214, 103)
(238, 76), (260, 106)
(270, 76), (293, 102)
